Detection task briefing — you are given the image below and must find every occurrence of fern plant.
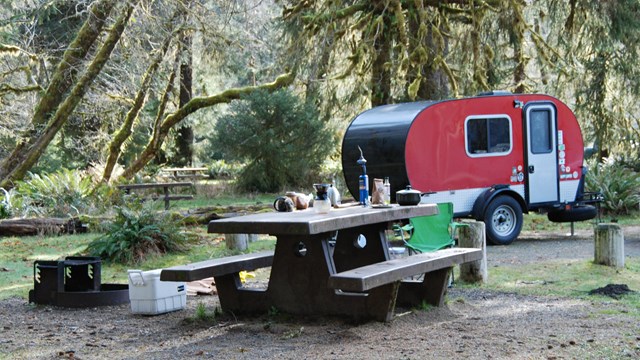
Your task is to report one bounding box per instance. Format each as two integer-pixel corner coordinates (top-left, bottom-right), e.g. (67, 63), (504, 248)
(586, 159), (640, 214)
(0, 188), (12, 219)
(16, 169), (96, 217)
(207, 160), (242, 179)
(86, 204), (194, 264)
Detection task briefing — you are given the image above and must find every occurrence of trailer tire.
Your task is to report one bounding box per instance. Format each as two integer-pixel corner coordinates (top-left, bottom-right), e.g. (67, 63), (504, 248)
(484, 196), (523, 245)
(547, 205), (597, 223)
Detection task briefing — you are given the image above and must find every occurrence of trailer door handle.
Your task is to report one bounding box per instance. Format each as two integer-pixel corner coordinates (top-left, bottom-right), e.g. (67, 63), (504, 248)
(528, 165), (535, 174)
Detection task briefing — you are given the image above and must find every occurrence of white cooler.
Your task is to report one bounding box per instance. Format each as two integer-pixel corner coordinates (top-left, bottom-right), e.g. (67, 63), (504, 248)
(127, 269), (186, 315)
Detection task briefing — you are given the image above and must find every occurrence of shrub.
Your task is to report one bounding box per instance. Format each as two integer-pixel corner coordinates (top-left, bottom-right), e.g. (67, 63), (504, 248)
(0, 188), (13, 219)
(86, 205), (194, 264)
(15, 169), (96, 217)
(586, 159), (640, 214)
(208, 160), (242, 179)
(213, 89), (337, 192)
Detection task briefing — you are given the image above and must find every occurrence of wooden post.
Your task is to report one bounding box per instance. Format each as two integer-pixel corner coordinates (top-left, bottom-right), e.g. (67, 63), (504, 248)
(225, 233), (248, 251)
(163, 186), (170, 210)
(458, 220), (488, 283)
(594, 223), (625, 268)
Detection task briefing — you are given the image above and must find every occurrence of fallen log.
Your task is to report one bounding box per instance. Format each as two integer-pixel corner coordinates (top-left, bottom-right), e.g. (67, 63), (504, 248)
(180, 205), (272, 225)
(0, 217), (86, 236)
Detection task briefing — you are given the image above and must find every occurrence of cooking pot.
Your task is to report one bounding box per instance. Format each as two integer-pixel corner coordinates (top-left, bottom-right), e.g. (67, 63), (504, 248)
(396, 185), (423, 206)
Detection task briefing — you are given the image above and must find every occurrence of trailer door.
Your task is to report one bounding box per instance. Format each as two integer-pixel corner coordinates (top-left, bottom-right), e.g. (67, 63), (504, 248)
(524, 102), (559, 205)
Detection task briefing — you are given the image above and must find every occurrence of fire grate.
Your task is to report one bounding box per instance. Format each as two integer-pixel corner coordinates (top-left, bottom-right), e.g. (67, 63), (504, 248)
(28, 256), (129, 307)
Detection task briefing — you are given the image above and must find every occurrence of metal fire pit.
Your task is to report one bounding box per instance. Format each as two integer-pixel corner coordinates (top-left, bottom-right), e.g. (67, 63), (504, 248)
(28, 256), (129, 307)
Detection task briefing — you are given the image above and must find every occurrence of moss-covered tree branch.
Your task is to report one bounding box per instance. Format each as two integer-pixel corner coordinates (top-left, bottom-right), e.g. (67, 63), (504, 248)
(102, 8), (183, 183)
(0, 1), (136, 189)
(0, 84), (42, 95)
(0, 0), (116, 187)
(120, 72), (295, 179)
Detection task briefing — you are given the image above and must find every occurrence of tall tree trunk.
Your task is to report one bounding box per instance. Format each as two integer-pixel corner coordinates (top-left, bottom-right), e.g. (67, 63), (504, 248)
(471, 5), (490, 93)
(102, 9), (180, 183)
(370, 13), (391, 106)
(419, 22), (449, 100)
(511, 0), (527, 94)
(589, 52), (610, 161)
(405, 6), (449, 101)
(0, 1), (138, 189)
(120, 73), (294, 179)
(305, 33), (333, 109)
(0, 0), (116, 186)
(171, 30), (194, 167)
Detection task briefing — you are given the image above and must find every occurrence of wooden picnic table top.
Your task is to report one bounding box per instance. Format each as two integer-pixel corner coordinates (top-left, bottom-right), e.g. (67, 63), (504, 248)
(116, 182), (193, 189)
(208, 203), (438, 236)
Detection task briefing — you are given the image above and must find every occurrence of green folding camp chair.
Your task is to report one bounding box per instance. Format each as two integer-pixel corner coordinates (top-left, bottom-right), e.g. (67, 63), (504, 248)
(393, 202), (464, 255)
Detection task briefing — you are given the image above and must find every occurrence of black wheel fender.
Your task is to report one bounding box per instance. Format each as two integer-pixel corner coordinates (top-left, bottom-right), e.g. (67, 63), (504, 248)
(472, 185), (527, 220)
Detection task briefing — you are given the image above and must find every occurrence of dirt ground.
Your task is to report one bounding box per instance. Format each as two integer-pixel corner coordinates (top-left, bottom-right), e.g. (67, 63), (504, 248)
(1, 227), (639, 360)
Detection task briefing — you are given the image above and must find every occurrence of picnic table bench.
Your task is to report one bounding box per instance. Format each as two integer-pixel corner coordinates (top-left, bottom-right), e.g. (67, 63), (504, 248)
(161, 204), (483, 322)
(117, 182), (194, 210)
(328, 247), (481, 308)
(161, 251), (274, 282)
(160, 167), (208, 180)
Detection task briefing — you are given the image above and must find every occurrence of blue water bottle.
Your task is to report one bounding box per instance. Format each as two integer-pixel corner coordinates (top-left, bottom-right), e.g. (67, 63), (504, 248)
(357, 146), (369, 206)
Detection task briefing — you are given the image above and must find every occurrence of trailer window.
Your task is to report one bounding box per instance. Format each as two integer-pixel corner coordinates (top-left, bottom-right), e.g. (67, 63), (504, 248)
(465, 116), (512, 157)
(530, 109), (552, 154)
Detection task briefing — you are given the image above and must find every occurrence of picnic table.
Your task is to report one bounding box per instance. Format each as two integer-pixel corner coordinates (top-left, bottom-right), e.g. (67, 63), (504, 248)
(160, 167), (208, 180)
(117, 182), (193, 210)
(161, 204), (482, 322)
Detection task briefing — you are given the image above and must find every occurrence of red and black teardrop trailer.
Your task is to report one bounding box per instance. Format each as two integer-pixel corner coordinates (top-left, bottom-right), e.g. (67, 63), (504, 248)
(341, 92), (599, 245)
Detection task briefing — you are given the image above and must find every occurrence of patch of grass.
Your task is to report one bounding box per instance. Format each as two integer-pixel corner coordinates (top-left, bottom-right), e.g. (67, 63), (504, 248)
(470, 258), (640, 315)
(522, 210), (640, 232)
(0, 229), (276, 301)
(268, 306), (280, 317)
(0, 233), (100, 299)
(150, 188), (280, 211)
(184, 302), (221, 324)
(606, 212), (640, 225)
(522, 212), (596, 232)
(417, 300), (434, 311)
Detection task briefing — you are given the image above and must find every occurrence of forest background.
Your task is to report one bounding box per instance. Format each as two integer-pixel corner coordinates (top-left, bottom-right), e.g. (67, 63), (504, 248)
(0, 0), (639, 212)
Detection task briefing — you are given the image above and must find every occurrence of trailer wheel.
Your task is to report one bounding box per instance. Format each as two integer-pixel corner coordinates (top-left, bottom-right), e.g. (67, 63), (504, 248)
(484, 196), (523, 245)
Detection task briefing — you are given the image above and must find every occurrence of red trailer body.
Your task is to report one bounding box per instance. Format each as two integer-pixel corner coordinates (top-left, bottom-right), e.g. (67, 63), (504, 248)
(342, 93), (598, 245)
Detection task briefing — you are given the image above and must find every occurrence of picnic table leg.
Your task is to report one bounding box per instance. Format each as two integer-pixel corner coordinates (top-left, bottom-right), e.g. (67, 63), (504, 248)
(214, 273), (269, 314)
(332, 224), (389, 272)
(163, 186), (169, 210)
(265, 227), (398, 322)
(395, 267), (452, 308)
(332, 224), (400, 321)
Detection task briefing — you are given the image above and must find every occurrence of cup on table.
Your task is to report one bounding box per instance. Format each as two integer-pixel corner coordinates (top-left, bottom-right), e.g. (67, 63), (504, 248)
(274, 196), (295, 212)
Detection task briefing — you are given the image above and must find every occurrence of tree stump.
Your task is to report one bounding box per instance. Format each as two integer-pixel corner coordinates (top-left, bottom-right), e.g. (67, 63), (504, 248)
(594, 223), (625, 268)
(458, 220), (488, 283)
(225, 233), (248, 251)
